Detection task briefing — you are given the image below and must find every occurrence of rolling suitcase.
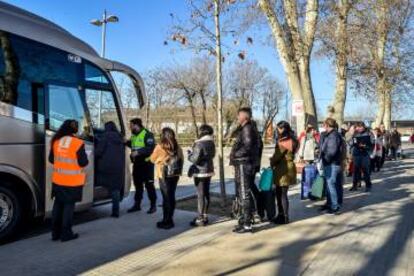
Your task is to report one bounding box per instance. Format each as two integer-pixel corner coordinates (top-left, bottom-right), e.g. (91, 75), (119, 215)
(301, 164), (318, 200)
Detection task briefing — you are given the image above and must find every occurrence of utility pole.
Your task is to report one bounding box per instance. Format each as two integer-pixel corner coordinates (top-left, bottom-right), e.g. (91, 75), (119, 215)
(214, 0), (226, 205)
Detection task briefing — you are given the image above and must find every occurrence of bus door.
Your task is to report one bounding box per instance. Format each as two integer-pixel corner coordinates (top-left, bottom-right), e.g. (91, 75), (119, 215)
(44, 83), (95, 214)
(84, 88), (126, 200)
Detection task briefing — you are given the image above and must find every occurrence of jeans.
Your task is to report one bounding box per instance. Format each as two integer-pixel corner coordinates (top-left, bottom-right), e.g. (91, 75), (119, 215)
(194, 177), (211, 216)
(325, 164), (342, 210)
(353, 155), (372, 189)
(52, 199), (75, 239)
(390, 146), (398, 160)
(159, 176), (179, 223)
(111, 189), (120, 216)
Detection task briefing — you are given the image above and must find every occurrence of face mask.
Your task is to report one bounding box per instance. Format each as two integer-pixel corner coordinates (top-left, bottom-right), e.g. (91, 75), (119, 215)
(132, 126), (140, 135)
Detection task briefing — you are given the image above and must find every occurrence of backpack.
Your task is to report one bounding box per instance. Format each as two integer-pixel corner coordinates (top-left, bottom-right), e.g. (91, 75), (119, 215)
(339, 136), (347, 162)
(164, 154), (183, 177)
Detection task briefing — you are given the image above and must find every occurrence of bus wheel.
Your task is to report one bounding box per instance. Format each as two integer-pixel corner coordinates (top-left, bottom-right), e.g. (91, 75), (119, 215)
(0, 186), (22, 241)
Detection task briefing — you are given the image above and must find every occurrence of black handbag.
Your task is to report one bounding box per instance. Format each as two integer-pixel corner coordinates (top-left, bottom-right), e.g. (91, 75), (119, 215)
(187, 164), (199, 178)
(164, 154), (183, 177)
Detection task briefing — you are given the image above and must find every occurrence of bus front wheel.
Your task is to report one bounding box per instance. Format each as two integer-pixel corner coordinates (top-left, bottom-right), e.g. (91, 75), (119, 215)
(0, 186), (22, 241)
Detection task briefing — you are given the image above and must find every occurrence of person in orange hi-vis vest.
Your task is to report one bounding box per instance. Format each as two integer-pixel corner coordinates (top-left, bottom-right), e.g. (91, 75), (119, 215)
(48, 120), (88, 242)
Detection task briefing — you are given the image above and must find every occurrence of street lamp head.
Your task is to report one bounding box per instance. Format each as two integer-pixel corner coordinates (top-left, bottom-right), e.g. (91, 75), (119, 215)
(90, 19), (103, 26)
(106, 15), (119, 23)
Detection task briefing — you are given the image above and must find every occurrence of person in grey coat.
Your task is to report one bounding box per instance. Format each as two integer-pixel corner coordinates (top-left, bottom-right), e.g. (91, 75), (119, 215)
(96, 122), (125, 218)
(188, 125), (216, 226)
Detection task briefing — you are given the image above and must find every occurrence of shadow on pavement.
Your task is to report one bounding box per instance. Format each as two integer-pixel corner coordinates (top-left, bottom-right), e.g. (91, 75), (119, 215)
(215, 157), (414, 276)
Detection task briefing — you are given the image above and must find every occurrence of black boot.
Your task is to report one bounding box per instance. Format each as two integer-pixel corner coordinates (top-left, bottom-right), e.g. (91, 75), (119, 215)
(127, 204), (141, 213)
(61, 233), (79, 242)
(272, 215), (284, 224)
(159, 220), (175, 230)
(147, 205), (157, 214)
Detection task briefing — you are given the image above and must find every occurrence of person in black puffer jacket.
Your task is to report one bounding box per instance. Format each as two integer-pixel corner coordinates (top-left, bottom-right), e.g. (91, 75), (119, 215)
(96, 122), (125, 218)
(350, 122), (374, 192)
(188, 124), (216, 226)
(230, 107), (259, 234)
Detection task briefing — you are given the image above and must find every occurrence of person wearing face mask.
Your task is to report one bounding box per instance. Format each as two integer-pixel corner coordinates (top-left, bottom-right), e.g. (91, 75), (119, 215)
(126, 118), (157, 214)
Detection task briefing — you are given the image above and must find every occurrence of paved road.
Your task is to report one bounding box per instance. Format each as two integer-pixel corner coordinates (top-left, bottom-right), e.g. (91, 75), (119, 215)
(1, 146), (414, 275)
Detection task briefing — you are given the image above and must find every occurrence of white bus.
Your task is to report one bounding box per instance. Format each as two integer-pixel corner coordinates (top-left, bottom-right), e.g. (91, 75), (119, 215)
(0, 2), (144, 240)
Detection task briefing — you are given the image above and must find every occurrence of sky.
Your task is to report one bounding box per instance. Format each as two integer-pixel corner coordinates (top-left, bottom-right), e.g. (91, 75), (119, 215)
(4, 0), (375, 119)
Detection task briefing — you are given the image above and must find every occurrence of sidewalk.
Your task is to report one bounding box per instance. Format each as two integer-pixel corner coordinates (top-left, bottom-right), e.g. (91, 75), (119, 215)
(1, 152), (414, 275)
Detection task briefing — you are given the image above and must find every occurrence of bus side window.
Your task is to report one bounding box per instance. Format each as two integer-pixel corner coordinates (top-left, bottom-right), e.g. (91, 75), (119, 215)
(47, 84), (91, 140)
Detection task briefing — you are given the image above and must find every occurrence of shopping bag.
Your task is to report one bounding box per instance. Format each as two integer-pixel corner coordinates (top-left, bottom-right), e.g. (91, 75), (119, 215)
(310, 175), (325, 200)
(301, 164), (318, 200)
(259, 168), (273, 192)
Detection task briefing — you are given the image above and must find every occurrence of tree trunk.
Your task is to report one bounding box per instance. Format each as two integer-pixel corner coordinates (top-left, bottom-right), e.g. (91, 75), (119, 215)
(374, 0), (389, 128)
(332, 0), (349, 126)
(214, 0), (226, 203)
(199, 91), (208, 125)
(375, 90), (385, 127)
(383, 90), (392, 130)
(186, 92), (199, 137)
(145, 102), (150, 127)
(299, 59), (318, 126)
(258, 0), (318, 133)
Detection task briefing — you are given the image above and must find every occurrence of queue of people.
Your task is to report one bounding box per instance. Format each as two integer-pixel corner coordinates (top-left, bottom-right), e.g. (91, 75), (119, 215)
(48, 111), (403, 241)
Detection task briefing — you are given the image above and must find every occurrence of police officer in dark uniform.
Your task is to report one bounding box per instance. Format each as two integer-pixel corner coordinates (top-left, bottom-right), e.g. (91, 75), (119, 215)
(127, 118), (157, 214)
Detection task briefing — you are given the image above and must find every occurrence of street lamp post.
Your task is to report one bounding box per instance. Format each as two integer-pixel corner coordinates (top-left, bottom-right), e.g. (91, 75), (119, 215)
(90, 10), (119, 128)
(90, 10), (119, 58)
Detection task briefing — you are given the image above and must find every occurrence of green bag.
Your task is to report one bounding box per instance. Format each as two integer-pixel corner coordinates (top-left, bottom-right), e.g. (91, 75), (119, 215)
(311, 175), (325, 199)
(259, 168), (273, 192)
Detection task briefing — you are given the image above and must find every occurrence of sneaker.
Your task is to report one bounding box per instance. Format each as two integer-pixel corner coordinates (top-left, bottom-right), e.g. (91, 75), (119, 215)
(327, 208), (341, 215)
(233, 224), (244, 232)
(318, 205), (329, 212)
(233, 225), (253, 234)
(349, 186), (357, 192)
(61, 233), (79, 242)
(111, 213), (120, 218)
(190, 217), (206, 227)
(127, 205), (141, 213)
(147, 206), (157, 214)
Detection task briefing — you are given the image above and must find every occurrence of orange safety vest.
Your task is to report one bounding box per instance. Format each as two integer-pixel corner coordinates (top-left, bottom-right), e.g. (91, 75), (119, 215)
(52, 136), (86, 187)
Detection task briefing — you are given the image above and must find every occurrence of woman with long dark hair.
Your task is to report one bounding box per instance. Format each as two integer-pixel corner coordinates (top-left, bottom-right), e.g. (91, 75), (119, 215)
(270, 121), (298, 224)
(49, 120), (88, 242)
(188, 124), (216, 226)
(150, 127), (183, 229)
